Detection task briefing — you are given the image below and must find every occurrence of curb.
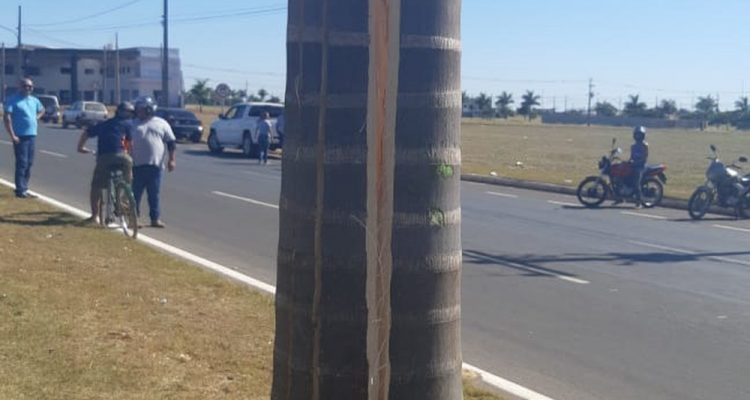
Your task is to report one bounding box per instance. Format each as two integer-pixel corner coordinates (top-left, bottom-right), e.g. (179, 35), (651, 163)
(461, 173), (735, 217)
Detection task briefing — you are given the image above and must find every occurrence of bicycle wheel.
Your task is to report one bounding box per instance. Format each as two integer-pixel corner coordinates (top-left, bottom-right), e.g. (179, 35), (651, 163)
(115, 182), (139, 239)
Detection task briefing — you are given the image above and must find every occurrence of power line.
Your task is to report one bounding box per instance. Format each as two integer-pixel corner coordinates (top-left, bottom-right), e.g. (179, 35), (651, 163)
(25, 28), (86, 48)
(34, 6), (286, 33)
(27, 0), (144, 27)
(183, 63), (284, 77)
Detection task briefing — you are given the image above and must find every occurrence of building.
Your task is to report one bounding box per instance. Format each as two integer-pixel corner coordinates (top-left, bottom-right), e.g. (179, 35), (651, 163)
(1, 45), (183, 106)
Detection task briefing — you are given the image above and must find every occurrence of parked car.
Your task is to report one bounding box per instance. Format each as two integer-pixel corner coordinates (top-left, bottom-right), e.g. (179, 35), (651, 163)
(62, 101), (108, 129)
(208, 102), (283, 157)
(155, 107), (203, 143)
(37, 95), (61, 124)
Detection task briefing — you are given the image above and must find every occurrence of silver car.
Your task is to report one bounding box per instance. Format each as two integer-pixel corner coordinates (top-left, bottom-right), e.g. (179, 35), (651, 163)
(62, 101), (108, 129)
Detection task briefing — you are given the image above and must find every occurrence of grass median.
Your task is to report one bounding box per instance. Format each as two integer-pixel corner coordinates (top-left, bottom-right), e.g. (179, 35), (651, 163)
(0, 191), (503, 400)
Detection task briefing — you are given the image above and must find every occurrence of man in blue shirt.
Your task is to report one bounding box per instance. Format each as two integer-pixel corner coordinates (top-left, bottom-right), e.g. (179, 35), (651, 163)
(3, 78), (44, 198)
(77, 102), (135, 224)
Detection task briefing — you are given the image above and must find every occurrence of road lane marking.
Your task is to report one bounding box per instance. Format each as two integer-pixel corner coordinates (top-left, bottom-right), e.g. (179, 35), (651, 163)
(548, 200), (579, 207)
(629, 240), (750, 267)
(621, 211), (667, 220)
(0, 139), (11, 145)
(40, 150), (68, 159)
(713, 224), (750, 234)
(486, 191), (518, 199)
(0, 176), (556, 400)
(628, 240), (693, 254)
(212, 191), (279, 209)
(463, 364), (557, 400)
(467, 252), (590, 285)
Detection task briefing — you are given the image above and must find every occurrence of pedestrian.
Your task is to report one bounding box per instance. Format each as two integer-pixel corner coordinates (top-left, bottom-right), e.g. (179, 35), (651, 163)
(129, 97), (176, 228)
(255, 111), (272, 165)
(77, 102), (135, 224)
(2, 78), (45, 198)
(630, 126), (649, 208)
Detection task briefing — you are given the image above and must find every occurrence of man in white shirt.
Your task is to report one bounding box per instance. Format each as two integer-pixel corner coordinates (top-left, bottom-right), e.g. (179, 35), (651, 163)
(129, 97), (176, 228)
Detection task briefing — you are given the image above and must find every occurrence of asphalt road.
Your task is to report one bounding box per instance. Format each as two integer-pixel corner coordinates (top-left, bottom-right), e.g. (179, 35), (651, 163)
(2, 125), (750, 400)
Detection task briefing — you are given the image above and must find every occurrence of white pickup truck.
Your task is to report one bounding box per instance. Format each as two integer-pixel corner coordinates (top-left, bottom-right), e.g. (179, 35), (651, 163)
(62, 101), (108, 129)
(207, 102), (283, 158)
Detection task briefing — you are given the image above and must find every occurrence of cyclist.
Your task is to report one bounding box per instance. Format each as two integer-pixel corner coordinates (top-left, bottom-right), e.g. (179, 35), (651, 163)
(77, 101), (135, 224)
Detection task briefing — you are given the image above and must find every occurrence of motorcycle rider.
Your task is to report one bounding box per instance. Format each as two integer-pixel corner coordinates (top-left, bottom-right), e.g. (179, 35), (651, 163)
(630, 126), (649, 208)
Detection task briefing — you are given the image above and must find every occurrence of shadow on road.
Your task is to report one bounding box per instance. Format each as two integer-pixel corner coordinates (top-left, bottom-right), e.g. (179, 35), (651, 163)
(0, 211), (78, 227)
(464, 248), (750, 271)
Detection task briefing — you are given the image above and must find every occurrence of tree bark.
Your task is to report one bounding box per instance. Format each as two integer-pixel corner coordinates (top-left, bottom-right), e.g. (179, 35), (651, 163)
(272, 1), (462, 399)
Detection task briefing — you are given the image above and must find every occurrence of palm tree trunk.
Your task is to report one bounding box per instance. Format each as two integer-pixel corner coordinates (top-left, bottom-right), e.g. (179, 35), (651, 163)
(272, 1), (462, 399)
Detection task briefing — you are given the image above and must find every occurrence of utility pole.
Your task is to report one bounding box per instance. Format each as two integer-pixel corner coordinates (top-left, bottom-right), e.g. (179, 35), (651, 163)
(586, 78), (594, 126)
(102, 46), (107, 104)
(161, 0), (169, 107)
(115, 33), (121, 103)
(17, 5), (22, 79)
(1, 42), (5, 103)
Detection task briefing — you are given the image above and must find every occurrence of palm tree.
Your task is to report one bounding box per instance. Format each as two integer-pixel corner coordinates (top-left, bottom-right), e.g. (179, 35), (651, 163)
(257, 88), (268, 101)
(518, 90), (541, 119)
(272, 1), (462, 399)
(188, 79), (211, 112)
(695, 95), (718, 130)
(495, 91), (514, 119)
(735, 96), (749, 114)
(623, 94), (647, 117)
(475, 92), (493, 118)
(657, 99), (677, 118)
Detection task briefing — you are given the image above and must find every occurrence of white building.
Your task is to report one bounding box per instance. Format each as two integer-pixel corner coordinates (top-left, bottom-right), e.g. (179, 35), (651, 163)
(2, 45), (183, 106)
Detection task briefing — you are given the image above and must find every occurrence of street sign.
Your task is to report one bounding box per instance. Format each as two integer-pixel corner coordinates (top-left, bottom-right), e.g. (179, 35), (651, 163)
(215, 83), (231, 99)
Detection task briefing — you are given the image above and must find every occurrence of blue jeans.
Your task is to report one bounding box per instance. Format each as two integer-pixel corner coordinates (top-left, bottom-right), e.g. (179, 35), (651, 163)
(13, 136), (35, 195)
(258, 137), (270, 164)
(132, 165), (162, 222)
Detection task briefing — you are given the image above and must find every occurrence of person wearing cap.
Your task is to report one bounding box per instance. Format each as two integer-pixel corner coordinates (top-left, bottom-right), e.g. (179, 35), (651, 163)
(129, 97), (176, 228)
(77, 102), (136, 224)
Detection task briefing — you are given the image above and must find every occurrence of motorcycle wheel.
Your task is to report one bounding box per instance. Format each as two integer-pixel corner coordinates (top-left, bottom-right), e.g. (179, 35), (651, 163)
(576, 177), (608, 208)
(688, 186), (713, 220)
(737, 190), (750, 219)
(640, 177), (664, 208)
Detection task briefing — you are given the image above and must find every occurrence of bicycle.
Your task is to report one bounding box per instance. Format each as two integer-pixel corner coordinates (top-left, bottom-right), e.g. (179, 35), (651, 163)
(99, 168), (139, 239)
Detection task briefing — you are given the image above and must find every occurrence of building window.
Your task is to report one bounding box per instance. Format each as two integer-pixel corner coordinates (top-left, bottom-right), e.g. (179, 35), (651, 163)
(84, 68), (95, 75)
(4, 65), (13, 75)
(24, 66), (40, 76)
(60, 67), (71, 74)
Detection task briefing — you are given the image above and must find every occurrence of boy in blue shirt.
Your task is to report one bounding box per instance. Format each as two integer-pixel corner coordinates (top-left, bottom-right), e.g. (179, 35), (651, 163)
(3, 78), (45, 198)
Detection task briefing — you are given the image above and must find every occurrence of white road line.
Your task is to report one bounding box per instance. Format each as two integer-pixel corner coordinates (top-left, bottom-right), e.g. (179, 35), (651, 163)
(40, 150), (68, 159)
(629, 240), (750, 267)
(486, 191), (518, 199)
(468, 252), (590, 285)
(0, 139), (11, 145)
(463, 364), (556, 400)
(548, 200), (579, 207)
(212, 191), (279, 209)
(629, 240), (693, 254)
(713, 224), (750, 234)
(0, 176), (556, 400)
(621, 211), (667, 220)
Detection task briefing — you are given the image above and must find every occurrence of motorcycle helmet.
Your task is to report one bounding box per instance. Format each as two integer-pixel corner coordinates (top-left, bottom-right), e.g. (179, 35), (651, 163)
(116, 101), (135, 118)
(134, 96), (157, 115)
(633, 126), (646, 142)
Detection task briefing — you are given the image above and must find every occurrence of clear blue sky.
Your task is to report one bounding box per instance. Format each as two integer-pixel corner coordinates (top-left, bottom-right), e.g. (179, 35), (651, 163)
(1, 0), (748, 110)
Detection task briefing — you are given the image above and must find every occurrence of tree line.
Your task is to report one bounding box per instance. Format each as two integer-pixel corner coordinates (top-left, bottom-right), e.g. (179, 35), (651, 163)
(464, 91), (750, 129)
(184, 79), (282, 111)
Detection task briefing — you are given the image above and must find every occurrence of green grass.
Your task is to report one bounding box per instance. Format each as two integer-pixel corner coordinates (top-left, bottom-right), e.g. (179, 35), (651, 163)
(462, 119), (750, 199)
(0, 192), (504, 400)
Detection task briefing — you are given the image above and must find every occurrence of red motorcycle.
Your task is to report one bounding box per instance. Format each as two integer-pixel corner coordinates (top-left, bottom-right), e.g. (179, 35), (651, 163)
(577, 139), (667, 208)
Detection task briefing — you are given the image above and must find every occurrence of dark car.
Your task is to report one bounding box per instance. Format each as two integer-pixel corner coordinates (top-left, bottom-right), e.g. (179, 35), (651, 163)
(155, 108), (203, 143)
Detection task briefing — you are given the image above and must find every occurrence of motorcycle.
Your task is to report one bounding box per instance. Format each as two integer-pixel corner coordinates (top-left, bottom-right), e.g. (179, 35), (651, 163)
(687, 145), (749, 220)
(577, 138), (667, 208)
